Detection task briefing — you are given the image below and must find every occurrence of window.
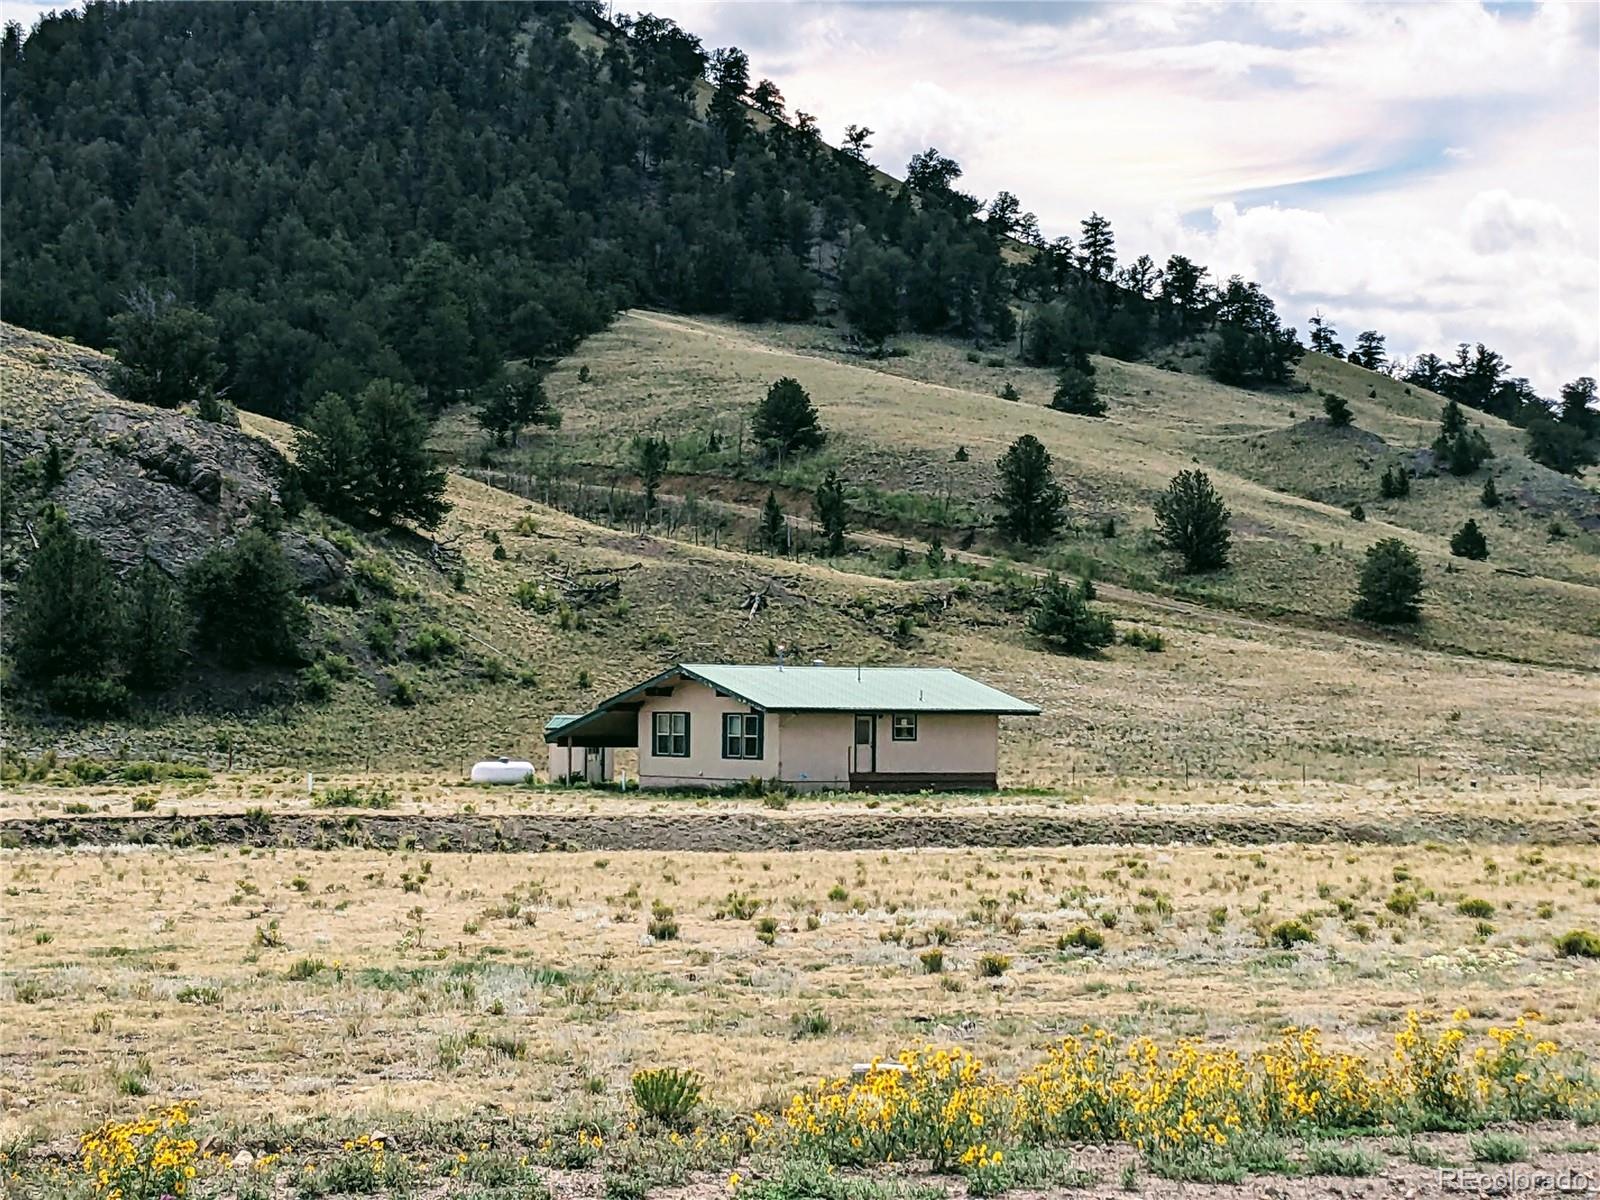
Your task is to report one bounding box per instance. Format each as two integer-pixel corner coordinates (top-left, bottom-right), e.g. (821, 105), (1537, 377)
(891, 713), (918, 741)
(854, 715), (874, 745)
(652, 711), (689, 757)
(722, 712), (764, 759)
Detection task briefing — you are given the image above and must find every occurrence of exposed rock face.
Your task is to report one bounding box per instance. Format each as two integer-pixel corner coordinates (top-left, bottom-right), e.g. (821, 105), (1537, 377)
(1, 324), (344, 588)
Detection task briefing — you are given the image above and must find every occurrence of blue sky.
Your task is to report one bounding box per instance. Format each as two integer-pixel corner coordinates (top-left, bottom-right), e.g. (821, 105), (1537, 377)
(6, 0), (1595, 392)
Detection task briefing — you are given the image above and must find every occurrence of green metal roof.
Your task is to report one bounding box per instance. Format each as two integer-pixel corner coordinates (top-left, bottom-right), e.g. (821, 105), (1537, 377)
(678, 664), (1040, 714)
(544, 714), (585, 734)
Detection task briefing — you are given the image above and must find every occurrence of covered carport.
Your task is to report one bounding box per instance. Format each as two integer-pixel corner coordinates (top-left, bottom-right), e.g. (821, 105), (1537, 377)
(544, 706), (639, 784)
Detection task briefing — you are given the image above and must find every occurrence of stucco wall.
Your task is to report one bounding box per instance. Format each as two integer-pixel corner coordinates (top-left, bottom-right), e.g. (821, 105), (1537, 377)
(636, 679), (775, 787)
(865, 713), (999, 776)
(775, 712), (852, 787)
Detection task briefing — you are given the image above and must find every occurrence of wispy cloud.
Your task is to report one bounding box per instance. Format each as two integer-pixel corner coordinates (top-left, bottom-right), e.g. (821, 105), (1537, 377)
(652, 0), (1600, 392)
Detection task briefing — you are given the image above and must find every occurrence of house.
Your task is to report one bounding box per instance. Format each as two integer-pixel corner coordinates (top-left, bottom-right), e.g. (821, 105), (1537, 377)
(543, 663), (1039, 792)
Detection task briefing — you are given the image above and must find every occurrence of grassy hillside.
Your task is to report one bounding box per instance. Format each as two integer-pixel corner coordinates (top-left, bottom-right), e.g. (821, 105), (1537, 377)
(436, 310), (1599, 671)
(5, 325), (1596, 782)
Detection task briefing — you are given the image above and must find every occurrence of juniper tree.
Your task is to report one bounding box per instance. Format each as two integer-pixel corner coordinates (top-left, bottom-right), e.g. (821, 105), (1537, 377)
(632, 434), (671, 518)
(752, 377), (824, 459)
(1029, 574), (1113, 654)
(1352, 538), (1424, 624)
(11, 513), (126, 693)
(994, 434), (1065, 547)
(1379, 464), (1410, 499)
(476, 363), (557, 447)
(186, 528), (307, 666)
(122, 557), (191, 690)
(1323, 393), (1353, 427)
(1480, 477), (1501, 508)
(1450, 518), (1488, 561)
(812, 470), (847, 555)
(758, 490), (787, 554)
(1153, 469), (1232, 573)
(109, 288), (222, 410)
(1432, 400), (1494, 476)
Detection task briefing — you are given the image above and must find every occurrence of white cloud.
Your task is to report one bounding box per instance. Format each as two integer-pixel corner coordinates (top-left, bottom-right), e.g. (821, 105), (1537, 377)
(648, 0), (1599, 391)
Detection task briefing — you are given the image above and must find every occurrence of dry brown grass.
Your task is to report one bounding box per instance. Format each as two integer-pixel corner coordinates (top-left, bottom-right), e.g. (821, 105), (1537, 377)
(3, 838), (1596, 1143)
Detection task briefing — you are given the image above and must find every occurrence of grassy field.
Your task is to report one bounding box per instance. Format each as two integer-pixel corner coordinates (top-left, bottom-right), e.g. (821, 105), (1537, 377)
(3, 826), (1598, 1194)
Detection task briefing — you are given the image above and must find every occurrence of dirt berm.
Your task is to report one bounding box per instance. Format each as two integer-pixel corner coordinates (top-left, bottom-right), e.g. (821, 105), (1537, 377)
(2, 805), (1593, 851)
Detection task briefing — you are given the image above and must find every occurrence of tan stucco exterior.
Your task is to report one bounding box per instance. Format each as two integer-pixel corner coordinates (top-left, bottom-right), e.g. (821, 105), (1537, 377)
(634, 679), (1002, 791)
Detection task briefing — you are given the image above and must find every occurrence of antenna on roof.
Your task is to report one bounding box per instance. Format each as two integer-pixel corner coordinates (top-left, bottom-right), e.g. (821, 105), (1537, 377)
(777, 643), (786, 671)
(857, 664), (862, 682)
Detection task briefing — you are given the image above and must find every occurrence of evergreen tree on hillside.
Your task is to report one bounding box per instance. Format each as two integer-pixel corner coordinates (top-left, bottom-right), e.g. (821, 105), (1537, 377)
(752, 377), (824, 459)
(1431, 400), (1494, 476)
(1029, 574), (1113, 654)
(109, 289), (222, 410)
(1379, 464), (1411, 499)
(1308, 311), (1344, 358)
(1351, 330), (1387, 372)
(840, 241), (903, 351)
(994, 434), (1065, 546)
(1077, 212), (1117, 283)
(476, 363), (558, 447)
(186, 529), (307, 667)
(1323, 393), (1353, 427)
(1449, 519), (1488, 561)
(1153, 469), (1232, 573)
(1558, 376), (1598, 435)
(1353, 538), (1423, 624)
(122, 558), (192, 691)
(813, 470), (848, 556)
(11, 514), (126, 705)
(356, 381), (450, 529)
(632, 434), (671, 517)
(296, 394), (368, 517)
(707, 46), (752, 152)
(1525, 415), (1597, 475)
(758, 490), (787, 554)
(1052, 365), (1105, 417)
(1479, 477), (1500, 508)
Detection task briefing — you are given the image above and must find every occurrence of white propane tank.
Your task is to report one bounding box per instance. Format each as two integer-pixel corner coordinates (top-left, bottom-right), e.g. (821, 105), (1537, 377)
(470, 757), (534, 784)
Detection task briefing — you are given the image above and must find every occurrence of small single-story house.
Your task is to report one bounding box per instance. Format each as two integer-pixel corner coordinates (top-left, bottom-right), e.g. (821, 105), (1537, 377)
(543, 663), (1039, 792)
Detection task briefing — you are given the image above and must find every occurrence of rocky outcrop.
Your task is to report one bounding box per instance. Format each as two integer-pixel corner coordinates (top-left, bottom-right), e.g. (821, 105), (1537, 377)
(1, 323), (344, 589)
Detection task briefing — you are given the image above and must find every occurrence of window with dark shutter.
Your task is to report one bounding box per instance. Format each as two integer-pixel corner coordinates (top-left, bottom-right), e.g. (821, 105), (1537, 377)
(722, 712), (763, 759)
(652, 711), (690, 757)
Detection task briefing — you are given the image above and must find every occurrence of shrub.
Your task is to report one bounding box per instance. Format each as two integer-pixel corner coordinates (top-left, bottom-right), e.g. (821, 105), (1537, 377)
(407, 623), (460, 661)
(976, 952), (1012, 978)
(388, 673), (418, 706)
(1058, 925), (1105, 952)
(286, 957), (325, 981)
(1121, 627), (1165, 652)
(186, 528), (307, 666)
(647, 901), (679, 941)
(1554, 929), (1600, 959)
(1457, 897), (1495, 919)
(1468, 1132), (1526, 1163)
(792, 1008), (833, 1037)
(919, 948), (945, 974)
(1386, 889), (1419, 916)
(1269, 919), (1316, 949)
(1305, 1143), (1382, 1176)
(630, 1067), (702, 1125)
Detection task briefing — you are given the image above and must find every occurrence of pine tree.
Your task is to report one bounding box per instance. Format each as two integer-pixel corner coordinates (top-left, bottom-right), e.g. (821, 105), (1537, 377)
(752, 377), (824, 459)
(354, 381), (450, 529)
(1351, 330), (1387, 371)
(11, 514), (126, 698)
(1432, 400), (1493, 476)
(1323, 393), (1353, 427)
(122, 557), (191, 690)
(813, 470), (847, 556)
(632, 434), (671, 518)
(1052, 366), (1106, 417)
(1153, 469), (1232, 573)
(1379, 464), (1410, 499)
(1307, 311), (1343, 357)
(758, 490), (787, 554)
(994, 434), (1065, 546)
(476, 363), (557, 447)
(186, 528), (308, 666)
(1449, 519), (1488, 561)
(1029, 574), (1113, 654)
(1352, 538), (1424, 624)
(295, 393), (367, 517)
(109, 289), (222, 410)
(1480, 477), (1501, 508)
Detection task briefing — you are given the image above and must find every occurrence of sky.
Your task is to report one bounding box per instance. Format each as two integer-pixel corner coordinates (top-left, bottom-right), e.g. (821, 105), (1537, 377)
(5, 1), (1596, 394)
(637, 0), (1600, 395)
